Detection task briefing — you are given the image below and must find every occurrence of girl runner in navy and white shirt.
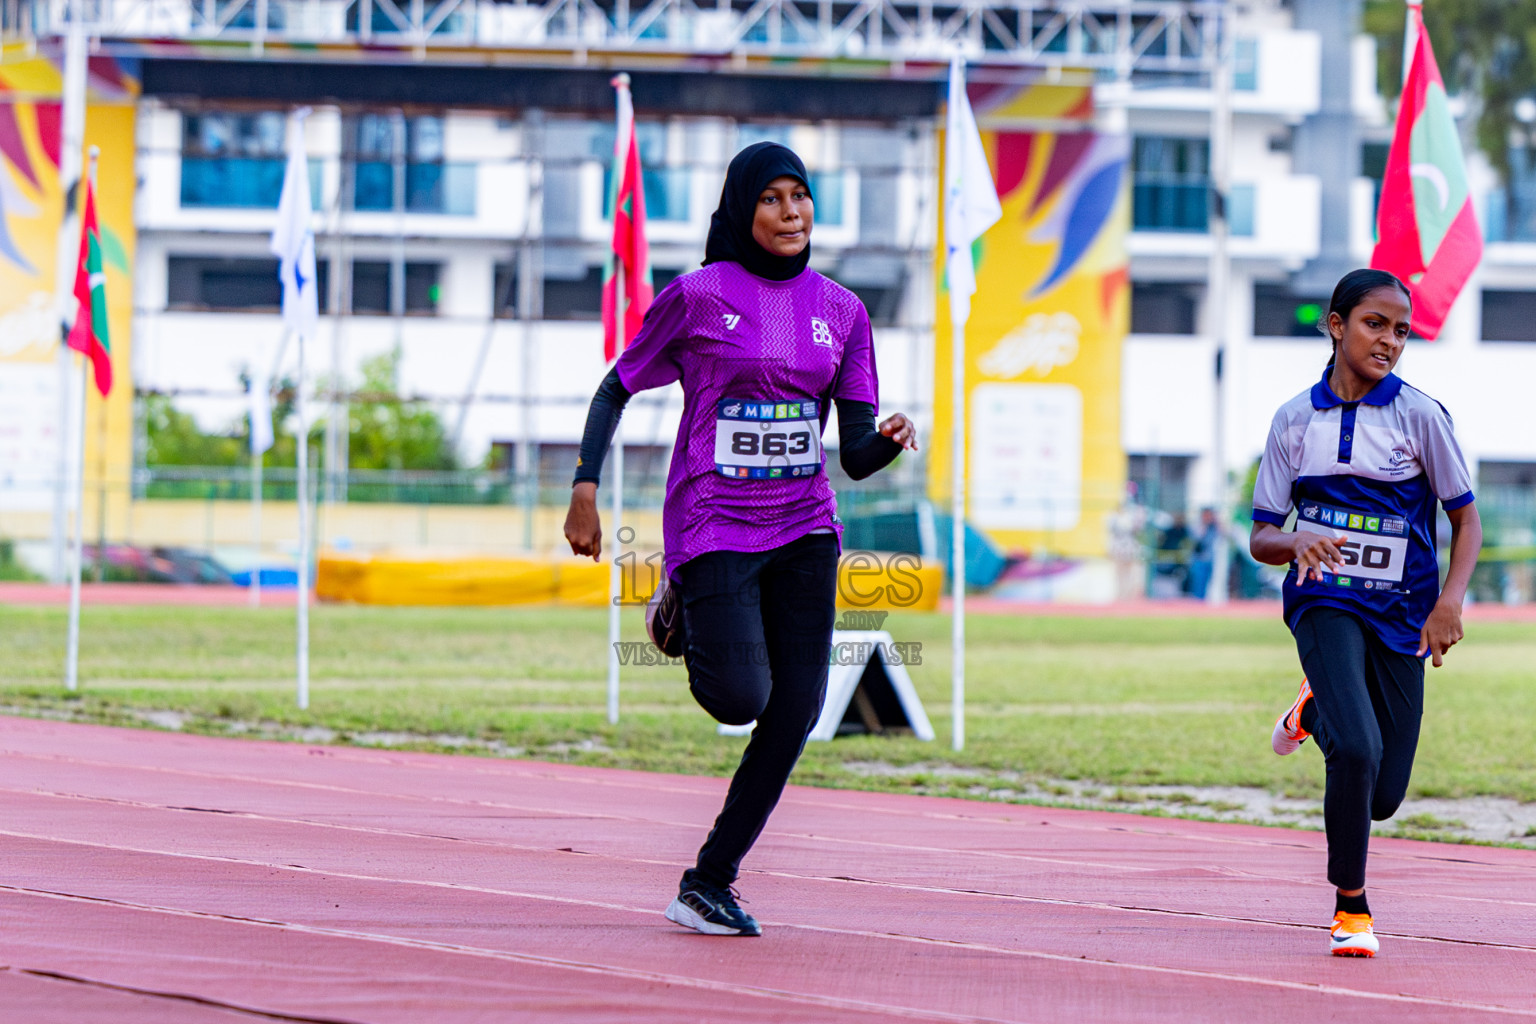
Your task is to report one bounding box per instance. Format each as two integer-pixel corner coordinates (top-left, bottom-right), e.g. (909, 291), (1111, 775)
(1250, 268), (1482, 958)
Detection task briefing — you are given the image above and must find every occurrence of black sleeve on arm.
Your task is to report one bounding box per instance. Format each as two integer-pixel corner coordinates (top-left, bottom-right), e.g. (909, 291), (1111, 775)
(573, 368), (633, 487)
(835, 398), (903, 481)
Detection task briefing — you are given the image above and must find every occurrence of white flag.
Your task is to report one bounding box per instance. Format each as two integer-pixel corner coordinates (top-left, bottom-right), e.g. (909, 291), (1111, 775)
(944, 58), (1002, 327)
(271, 108), (318, 346)
(249, 367), (273, 455)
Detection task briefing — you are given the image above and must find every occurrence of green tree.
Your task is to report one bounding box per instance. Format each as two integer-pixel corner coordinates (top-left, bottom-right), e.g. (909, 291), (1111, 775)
(345, 351), (458, 471)
(147, 352), (456, 473)
(1363, 0), (1536, 191)
(144, 393), (245, 467)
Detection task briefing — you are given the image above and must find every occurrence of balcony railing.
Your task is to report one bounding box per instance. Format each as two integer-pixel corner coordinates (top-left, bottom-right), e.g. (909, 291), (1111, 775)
(6, 0), (1228, 72)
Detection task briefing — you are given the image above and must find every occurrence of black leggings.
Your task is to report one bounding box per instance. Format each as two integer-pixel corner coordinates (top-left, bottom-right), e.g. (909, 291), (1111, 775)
(1294, 606), (1425, 891)
(675, 532), (838, 888)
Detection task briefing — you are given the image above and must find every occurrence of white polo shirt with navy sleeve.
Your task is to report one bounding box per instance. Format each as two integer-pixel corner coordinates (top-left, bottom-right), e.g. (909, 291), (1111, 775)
(1252, 369), (1474, 655)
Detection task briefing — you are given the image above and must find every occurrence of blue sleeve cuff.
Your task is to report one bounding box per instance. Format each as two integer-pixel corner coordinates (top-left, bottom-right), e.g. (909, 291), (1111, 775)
(1252, 507), (1289, 527)
(1441, 490), (1475, 512)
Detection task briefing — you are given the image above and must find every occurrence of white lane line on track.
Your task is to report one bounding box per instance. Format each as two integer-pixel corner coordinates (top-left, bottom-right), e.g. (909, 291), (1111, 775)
(2, 879), (1534, 1020)
(7, 742), (1530, 880)
(0, 886), (1025, 1024)
(6, 824), (1536, 1018)
(8, 787), (1536, 951)
(0, 755), (1152, 874)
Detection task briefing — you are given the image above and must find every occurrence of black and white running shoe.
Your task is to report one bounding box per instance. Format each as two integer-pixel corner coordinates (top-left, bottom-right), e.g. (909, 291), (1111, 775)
(665, 879), (761, 936)
(645, 574), (684, 658)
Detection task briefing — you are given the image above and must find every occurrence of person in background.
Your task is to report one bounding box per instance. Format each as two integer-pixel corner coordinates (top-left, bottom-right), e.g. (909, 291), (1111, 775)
(1186, 506), (1220, 600)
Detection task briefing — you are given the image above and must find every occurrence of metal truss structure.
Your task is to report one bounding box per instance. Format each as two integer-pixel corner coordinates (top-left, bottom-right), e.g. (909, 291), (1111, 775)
(4, 0), (1225, 73)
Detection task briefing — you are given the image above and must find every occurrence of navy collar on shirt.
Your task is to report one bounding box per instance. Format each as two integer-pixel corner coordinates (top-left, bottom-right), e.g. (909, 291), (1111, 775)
(1310, 368), (1404, 410)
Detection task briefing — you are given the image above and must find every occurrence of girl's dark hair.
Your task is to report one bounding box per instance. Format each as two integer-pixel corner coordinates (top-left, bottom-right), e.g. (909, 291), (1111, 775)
(1320, 268), (1412, 368)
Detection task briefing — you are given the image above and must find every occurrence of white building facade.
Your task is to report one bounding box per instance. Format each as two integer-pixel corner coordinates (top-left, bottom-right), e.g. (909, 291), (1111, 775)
(24, 0), (1525, 575)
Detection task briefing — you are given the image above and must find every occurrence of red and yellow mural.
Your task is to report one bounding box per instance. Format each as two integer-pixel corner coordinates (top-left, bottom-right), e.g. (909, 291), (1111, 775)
(931, 75), (1130, 559)
(0, 46), (138, 527)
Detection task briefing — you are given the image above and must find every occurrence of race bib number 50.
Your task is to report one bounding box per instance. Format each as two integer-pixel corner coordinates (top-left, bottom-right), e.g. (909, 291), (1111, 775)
(1295, 503), (1409, 592)
(714, 399), (823, 479)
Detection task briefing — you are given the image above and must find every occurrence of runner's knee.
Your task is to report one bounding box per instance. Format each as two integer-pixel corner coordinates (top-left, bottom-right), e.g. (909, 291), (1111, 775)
(1328, 734), (1383, 776)
(687, 654), (772, 725)
(1370, 790), (1407, 821)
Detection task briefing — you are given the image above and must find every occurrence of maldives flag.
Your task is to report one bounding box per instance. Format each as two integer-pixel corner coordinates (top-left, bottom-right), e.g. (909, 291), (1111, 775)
(601, 74), (653, 362)
(1370, 7), (1482, 340)
(66, 175), (112, 396)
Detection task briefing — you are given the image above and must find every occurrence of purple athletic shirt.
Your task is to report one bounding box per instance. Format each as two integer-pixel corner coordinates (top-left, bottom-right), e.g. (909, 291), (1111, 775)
(615, 261), (879, 578)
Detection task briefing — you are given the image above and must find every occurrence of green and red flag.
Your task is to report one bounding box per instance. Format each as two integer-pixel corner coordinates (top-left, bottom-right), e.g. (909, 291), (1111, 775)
(1370, 6), (1482, 340)
(602, 74), (653, 362)
(66, 174), (112, 395)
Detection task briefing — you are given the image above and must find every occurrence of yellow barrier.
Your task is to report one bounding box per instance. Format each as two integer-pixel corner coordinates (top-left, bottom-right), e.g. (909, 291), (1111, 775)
(317, 549), (943, 612)
(836, 552), (943, 612)
(317, 551), (610, 607)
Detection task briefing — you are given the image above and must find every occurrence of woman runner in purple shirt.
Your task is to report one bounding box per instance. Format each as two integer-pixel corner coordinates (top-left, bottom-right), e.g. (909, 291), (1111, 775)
(565, 142), (917, 936)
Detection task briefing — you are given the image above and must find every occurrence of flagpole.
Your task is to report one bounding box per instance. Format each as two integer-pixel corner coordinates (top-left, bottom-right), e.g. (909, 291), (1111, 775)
(950, 312), (966, 751)
(64, 148), (98, 693)
(607, 265), (624, 727)
(251, 443), (263, 607)
(942, 55), (1001, 752)
(295, 331), (310, 709)
(606, 72), (633, 728)
(1207, 9), (1233, 606)
(50, 0), (88, 585)
(1403, 0), (1422, 90)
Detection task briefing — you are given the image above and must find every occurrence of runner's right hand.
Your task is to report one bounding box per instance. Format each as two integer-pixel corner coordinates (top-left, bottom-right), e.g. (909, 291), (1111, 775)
(565, 482), (603, 561)
(1291, 532), (1347, 586)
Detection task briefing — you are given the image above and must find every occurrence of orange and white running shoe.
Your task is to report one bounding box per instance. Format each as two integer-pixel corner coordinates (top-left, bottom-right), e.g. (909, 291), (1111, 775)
(1330, 911), (1379, 957)
(1271, 677), (1314, 756)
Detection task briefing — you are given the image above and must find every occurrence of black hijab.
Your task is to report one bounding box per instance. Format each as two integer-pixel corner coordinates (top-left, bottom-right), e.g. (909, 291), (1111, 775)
(702, 142), (814, 281)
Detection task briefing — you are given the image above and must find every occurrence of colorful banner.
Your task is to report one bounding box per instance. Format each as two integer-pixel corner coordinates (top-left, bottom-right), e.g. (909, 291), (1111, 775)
(930, 77), (1129, 559)
(0, 46), (138, 525)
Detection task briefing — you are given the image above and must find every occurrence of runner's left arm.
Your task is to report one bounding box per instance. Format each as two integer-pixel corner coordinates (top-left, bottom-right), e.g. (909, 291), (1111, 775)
(834, 399), (904, 480)
(1417, 403), (1481, 666)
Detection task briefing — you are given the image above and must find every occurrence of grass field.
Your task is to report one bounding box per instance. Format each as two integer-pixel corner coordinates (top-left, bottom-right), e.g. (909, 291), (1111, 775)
(2, 604), (1534, 818)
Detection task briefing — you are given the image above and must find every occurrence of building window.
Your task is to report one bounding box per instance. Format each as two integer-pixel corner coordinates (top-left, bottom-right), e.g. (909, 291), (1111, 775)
(167, 255), (329, 312)
(180, 111), (320, 209)
(542, 265), (604, 321)
(1362, 142), (1389, 219)
(1132, 136), (1210, 232)
(601, 165), (693, 222)
(1127, 454), (1194, 516)
(825, 257), (905, 328)
(1131, 282), (1203, 335)
(1482, 291), (1536, 341)
(1233, 38), (1259, 91)
(351, 261), (441, 315)
(492, 261), (522, 319)
(1252, 283), (1331, 338)
(350, 114), (474, 216)
(593, 122), (689, 223)
(1484, 144), (1536, 243)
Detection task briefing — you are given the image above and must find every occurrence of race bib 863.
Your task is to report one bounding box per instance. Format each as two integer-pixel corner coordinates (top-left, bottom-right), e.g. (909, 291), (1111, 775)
(713, 399), (823, 480)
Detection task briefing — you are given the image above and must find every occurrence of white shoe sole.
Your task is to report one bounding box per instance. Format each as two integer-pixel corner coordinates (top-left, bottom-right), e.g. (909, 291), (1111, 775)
(665, 896), (749, 936)
(1271, 715), (1304, 756)
(1330, 933), (1379, 957)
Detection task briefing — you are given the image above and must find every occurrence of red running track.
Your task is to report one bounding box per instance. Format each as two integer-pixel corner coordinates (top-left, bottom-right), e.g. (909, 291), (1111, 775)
(1, 715), (1534, 1023)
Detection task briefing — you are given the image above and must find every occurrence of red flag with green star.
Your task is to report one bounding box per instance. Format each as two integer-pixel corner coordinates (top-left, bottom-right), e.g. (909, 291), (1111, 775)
(1370, 6), (1482, 340)
(601, 76), (652, 362)
(66, 175), (112, 395)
